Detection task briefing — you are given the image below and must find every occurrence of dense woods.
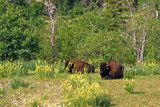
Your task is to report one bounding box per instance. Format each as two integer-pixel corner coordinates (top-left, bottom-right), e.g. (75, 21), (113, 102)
(0, 0), (159, 64)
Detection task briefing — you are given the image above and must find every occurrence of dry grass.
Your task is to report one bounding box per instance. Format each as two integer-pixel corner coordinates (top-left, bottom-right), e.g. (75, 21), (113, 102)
(0, 73), (160, 107)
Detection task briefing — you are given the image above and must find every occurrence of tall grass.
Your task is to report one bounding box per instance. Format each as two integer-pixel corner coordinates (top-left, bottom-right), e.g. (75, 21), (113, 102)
(0, 60), (47, 78)
(30, 60), (54, 80)
(10, 77), (29, 89)
(124, 61), (160, 78)
(0, 88), (5, 96)
(0, 60), (159, 79)
(0, 61), (25, 77)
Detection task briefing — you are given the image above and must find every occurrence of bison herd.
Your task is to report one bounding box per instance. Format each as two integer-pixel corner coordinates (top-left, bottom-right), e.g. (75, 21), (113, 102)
(65, 58), (125, 79)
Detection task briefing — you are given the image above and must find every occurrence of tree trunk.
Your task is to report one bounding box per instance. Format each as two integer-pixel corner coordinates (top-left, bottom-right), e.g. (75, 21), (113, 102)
(156, 9), (159, 18)
(44, 0), (57, 60)
(139, 31), (147, 64)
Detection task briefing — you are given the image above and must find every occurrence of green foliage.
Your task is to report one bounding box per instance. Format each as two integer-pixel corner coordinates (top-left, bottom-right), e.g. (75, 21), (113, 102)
(0, 0), (45, 61)
(144, 19), (160, 61)
(123, 79), (135, 93)
(123, 71), (135, 79)
(0, 60), (51, 78)
(95, 95), (111, 107)
(0, 0), (159, 64)
(54, 5), (135, 63)
(30, 60), (54, 80)
(53, 0), (83, 16)
(9, 0), (27, 5)
(10, 77), (29, 89)
(0, 88), (5, 96)
(138, 0), (160, 6)
(53, 60), (65, 75)
(124, 1), (160, 63)
(32, 100), (39, 107)
(0, 61), (28, 77)
(125, 61), (160, 76)
(61, 73), (111, 106)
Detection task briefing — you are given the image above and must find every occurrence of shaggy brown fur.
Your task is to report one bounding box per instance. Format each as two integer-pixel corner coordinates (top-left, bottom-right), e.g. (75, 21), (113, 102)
(100, 61), (124, 79)
(65, 58), (95, 73)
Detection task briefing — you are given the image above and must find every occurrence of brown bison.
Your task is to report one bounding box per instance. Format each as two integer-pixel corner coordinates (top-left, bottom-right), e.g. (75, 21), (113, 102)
(100, 61), (124, 79)
(65, 58), (95, 73)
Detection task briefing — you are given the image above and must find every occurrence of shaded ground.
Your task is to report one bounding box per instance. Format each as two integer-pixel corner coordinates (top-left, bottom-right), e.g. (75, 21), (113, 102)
(0, 73), (160, 107)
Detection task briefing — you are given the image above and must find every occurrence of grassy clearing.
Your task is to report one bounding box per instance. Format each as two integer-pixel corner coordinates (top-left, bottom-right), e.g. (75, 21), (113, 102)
(0, 73), (160, 107)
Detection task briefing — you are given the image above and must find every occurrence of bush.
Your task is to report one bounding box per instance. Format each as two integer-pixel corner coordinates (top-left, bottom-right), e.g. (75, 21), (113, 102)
(60, 73), (111, 107)
(123, 79), (135, 93)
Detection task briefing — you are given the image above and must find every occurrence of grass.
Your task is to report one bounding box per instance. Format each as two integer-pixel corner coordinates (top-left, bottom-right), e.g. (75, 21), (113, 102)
(0, 73), (160, 106)
(10, 77), (29, 89)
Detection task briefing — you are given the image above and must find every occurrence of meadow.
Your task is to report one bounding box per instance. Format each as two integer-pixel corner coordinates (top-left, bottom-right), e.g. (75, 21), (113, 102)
(0, 60), (160, 107)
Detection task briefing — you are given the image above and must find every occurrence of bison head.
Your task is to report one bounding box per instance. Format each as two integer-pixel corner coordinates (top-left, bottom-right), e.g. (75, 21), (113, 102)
(99, 62), (109, 79)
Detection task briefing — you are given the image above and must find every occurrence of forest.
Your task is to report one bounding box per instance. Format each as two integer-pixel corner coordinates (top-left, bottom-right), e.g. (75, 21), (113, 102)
(0, 0), (160, 107)
(0, 0), (159, 64)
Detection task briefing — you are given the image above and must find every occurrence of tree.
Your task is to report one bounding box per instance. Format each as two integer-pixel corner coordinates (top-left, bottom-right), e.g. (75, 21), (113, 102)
(44, 0), (58, 61)
(53, 5), (135, 63)
(0, 0), (44, 60)
(125, 0), (159, 64)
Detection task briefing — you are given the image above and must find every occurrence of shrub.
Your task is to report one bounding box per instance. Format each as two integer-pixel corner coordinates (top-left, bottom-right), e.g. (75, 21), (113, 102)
(30, 60), (54, 80)
(10, 77), (29, 89)
(123, 79), (135, 93)
(60, 73), (111, 107)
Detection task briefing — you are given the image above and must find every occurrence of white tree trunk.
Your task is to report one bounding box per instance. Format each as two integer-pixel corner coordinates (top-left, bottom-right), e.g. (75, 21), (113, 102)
(139, 31), (147, 64)
(126, 0), (150, 64)
(156, 10), (159, 18)
(44, 0), (57, 59)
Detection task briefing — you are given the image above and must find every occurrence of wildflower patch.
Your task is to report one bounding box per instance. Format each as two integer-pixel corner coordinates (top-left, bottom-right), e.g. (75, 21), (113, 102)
(60, 73), (111, 107)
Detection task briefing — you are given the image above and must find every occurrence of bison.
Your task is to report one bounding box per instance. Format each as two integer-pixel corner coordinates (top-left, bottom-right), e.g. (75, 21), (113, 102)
(100, 61), (124, 79)
(65, 58), (95, 73)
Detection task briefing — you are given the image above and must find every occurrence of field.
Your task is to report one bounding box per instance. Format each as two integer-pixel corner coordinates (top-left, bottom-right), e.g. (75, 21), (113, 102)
(0, 60), (160, 107)
(0, 73), (160, 107)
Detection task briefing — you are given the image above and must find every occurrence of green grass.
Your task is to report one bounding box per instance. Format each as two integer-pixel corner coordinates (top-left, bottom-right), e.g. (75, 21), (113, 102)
(0, 73), (160, 106)
(10, 77), (29, 89)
